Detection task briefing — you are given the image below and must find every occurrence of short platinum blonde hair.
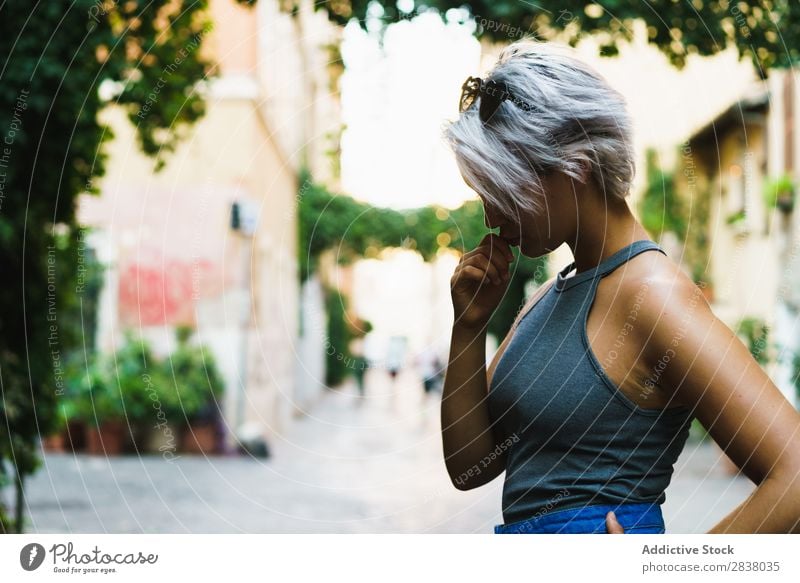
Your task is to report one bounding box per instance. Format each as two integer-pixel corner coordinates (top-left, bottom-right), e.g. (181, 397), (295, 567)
(443, 40), (635, 219)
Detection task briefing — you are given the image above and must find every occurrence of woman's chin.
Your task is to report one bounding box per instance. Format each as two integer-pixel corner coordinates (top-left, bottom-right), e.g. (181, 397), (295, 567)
(520, 241), (552, 259)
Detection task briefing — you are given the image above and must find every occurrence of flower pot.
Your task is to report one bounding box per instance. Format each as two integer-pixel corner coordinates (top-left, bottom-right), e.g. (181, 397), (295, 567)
(42, 432), (66, 453)
(180, 422), (219, 455)
(145, 422), (180, 455)
(127, 423), (165, 454)
(65, 420), (87, 451)
(776, 192), (794, 213)
(86, 421), (127, 455)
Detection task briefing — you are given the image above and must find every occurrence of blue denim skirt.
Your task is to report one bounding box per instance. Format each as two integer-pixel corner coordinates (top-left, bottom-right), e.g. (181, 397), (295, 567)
(494, 502), (665, 534)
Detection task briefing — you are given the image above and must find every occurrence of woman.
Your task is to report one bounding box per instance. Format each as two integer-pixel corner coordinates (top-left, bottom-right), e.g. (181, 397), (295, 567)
(440, 40), (800, 534)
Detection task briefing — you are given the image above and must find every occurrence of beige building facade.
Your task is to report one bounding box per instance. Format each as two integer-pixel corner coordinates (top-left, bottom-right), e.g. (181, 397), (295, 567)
(78, 0), (342, 446)
(681, 69), (800, 407)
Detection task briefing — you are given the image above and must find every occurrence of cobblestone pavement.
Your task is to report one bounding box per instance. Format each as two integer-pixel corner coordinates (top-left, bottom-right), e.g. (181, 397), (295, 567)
(21, 369), (754, 533)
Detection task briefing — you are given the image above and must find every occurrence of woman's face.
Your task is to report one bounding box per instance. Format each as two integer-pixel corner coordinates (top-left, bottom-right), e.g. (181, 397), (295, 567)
(467, 171), (579, 259)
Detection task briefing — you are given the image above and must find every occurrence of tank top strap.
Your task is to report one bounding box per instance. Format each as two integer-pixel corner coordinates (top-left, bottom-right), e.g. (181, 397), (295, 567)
(554, 239), (665, 293)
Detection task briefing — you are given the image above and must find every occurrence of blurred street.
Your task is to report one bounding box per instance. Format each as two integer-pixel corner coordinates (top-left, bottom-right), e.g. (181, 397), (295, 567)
(24, 368), (754, 534)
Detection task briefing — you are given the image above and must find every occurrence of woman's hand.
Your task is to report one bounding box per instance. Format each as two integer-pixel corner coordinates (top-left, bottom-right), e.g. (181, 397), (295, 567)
(442, 232), (515, 490)
(605, 512), (625, 534)
(450, 233), (514, 330)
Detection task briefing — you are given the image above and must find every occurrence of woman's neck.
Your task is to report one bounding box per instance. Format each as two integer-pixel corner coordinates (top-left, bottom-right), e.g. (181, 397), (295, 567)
(567, 192), (651, 274)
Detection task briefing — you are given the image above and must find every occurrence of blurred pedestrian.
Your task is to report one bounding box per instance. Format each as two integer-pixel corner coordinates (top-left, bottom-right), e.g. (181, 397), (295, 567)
(386, 335), (407, 384)
(416, 346), (443, 396)
(348, 318), (372, 399)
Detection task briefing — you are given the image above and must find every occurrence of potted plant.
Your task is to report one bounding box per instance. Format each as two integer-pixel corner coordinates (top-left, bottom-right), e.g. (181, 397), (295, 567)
(44, 390), (85, 453)
(50, 352), (103, 452)
(107, 334), (171, 454)
(41, 425), (67, 453)
(161, 327), (226, 455)
(39, 354), (77, 452)
(763, 174), (795, 214)
(80, 355), (127, 455)
(80, 334), (166, 455)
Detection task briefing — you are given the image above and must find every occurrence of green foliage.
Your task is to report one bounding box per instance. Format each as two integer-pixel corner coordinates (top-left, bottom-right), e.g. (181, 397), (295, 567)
(793, 352), (800, 404)
(763, 173), (795, 211)
(314, 278), (375, 389)
(0, 0), (218, 530)
(62, 330), (225, 430)
(688, 418), (710, 443)
(0, 503), (11, 534)
(299, 171), (548, 345)
(67, 354), (109, 427)
(725, 209), (747, 226)
(639, 149), (686, 241)
(324, 284), (353, 387)
(160, 328), (225, 424)
(313, 0), (800, 76)
(735, 317), (770, 367)
(669, 142), (714, 286)
(684, 184), (712, 286)
(0, 225), (93, 518)
(56, 353), (99, 429)
(0, 456), (14, 532)
(65, 333), (163, 428)
(109, 334), (169, 426)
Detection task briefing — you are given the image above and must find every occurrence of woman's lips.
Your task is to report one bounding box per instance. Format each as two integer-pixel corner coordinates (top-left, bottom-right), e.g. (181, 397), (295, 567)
(501, 235), (521, 247)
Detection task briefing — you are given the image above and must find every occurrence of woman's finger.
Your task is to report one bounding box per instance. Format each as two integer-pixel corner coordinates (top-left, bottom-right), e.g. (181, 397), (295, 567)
(465, 247), (511, 281)
(459, 254), (503, 285)
(478, 233), (515, 262)
(453, 264), (499, 288)
(605, 511), (625, 534)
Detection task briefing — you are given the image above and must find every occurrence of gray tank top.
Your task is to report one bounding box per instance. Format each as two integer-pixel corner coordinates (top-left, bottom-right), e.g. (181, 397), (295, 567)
(488, 239), (694, 525)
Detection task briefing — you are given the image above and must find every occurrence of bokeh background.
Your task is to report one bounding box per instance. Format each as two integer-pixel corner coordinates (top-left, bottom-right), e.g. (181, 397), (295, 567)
(1, 0), (799, 533)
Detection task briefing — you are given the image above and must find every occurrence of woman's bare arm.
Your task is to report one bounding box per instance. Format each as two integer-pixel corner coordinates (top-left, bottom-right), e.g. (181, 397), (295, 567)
(441, 323), (507, 490)
(443, 274), (555, 490)
(633, 273), (800, 533)
(442, 234), (518, 490)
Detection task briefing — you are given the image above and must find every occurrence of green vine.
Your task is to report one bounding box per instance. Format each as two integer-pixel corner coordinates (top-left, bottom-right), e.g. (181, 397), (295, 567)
(298, 170), (548, 363)
(763, 174), (795, 213)
(735, 317), (770, 367)
(639, 149), (686, 242)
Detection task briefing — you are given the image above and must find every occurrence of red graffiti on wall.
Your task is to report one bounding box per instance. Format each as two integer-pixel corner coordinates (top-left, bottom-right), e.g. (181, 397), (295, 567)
(118, 259), (218, 325)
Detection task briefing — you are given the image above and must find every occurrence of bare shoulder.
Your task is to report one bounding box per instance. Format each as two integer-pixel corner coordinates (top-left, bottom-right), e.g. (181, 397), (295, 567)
(615, 249), (800, 491)
(609, 249), (720, 403)
(614, 249), (711, 330)
(607, 248), (713, 347)
(597, 246), (704, 315)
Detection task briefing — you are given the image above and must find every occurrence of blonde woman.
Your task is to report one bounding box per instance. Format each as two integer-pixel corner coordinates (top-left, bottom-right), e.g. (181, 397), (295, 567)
(441, 40), (800, 534)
